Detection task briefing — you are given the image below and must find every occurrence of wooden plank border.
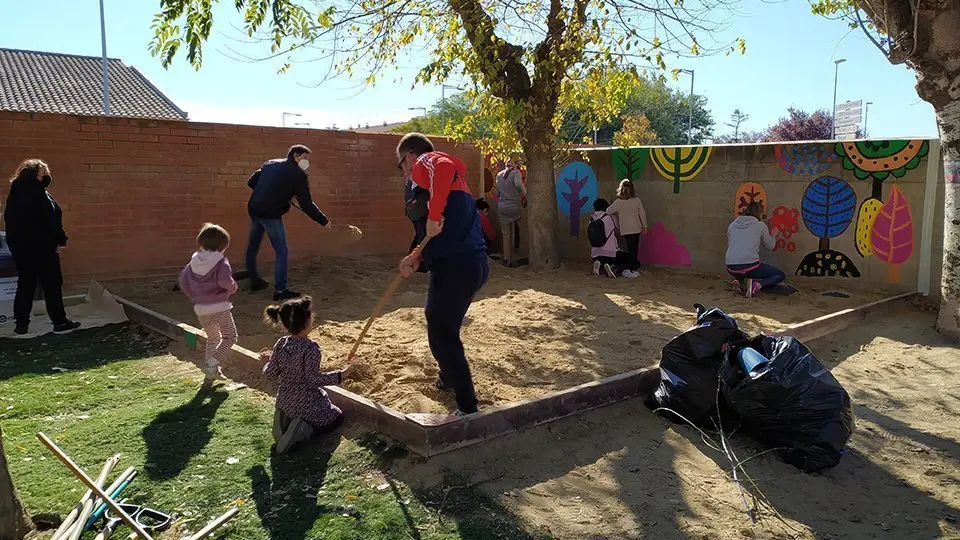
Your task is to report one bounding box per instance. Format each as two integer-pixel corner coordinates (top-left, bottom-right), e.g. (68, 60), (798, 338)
(114, 291), (915, 458)
(767, 292), (916, 343)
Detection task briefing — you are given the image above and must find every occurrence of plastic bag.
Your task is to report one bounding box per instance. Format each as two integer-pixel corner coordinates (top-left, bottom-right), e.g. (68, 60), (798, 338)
(645, 304), (748, 426)
(720, 335), (855, 473)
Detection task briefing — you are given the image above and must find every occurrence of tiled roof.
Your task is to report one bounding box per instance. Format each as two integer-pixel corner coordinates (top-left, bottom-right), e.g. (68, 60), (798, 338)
(0, 48), (187, 121)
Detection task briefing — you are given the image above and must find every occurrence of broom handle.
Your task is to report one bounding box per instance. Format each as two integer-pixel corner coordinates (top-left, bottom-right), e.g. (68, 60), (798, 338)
(347, 236), (431, 362)
(37, 433), (154, 540)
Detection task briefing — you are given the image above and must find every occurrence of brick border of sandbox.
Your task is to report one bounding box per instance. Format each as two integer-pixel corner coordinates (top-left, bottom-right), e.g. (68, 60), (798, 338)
(112, 292), (916, 458)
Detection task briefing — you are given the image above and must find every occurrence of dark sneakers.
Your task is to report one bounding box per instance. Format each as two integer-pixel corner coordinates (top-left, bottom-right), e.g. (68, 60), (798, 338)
(273, 289), (302, 301)
(251, 278), (270, 292)
(14, 324), (28, 335)
(53, 320), (81, 333)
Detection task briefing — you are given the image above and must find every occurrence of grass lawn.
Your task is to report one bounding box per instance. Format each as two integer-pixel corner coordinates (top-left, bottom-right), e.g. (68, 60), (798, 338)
(0, 324), (548, 540)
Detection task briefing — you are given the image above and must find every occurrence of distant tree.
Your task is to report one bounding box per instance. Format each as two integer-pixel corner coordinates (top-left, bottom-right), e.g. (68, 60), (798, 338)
(714, 130), (767, 144)
(764, 107), (833, 142)
(388, 94), (490, 137)
(560, 75), (714, 146)
(613, 114), (659, 147)
(724, 108), (750, 142)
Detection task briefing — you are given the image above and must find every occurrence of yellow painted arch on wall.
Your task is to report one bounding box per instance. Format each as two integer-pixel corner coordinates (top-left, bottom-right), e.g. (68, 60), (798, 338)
(649, 146), (713, 194)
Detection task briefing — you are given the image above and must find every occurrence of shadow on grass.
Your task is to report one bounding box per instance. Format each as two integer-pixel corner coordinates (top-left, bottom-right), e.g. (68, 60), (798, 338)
(247, 432), (340, 540)
(141, 381), (228, 480)
(0, 323), (168, 380)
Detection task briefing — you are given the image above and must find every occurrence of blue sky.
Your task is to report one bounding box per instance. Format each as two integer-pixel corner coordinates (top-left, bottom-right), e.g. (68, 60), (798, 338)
(0, 0), (939, 139)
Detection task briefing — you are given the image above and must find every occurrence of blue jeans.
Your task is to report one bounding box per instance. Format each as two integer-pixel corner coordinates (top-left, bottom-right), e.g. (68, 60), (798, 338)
(246, 216), (288, 292)
(726, 262), (785, 289)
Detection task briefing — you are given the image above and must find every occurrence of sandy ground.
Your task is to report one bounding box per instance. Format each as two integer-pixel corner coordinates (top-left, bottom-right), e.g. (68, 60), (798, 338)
(117, 256), (892, 414)
(390, 307), (960, 539)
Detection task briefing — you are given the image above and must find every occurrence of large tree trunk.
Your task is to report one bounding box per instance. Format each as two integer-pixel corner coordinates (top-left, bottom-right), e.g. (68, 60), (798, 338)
(522, 140), (562, 270)
(0, 427), (32, 540)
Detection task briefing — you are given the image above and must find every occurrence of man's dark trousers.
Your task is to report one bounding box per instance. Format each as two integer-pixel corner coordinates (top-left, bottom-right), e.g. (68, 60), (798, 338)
(424, 255), (488, 413)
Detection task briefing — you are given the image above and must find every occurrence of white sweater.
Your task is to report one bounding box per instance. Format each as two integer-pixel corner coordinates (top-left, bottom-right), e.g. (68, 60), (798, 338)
(725, 216), (776, 265)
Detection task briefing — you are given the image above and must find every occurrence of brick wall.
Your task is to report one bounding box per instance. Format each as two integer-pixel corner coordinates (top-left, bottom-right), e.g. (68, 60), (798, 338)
(0, 111), (480, 289)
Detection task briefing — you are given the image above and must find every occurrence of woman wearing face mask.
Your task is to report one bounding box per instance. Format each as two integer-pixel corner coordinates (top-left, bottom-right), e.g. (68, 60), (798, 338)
(3, 159), (80, 335)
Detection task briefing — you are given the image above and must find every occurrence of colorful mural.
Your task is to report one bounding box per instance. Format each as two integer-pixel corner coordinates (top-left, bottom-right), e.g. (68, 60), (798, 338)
(734, 182), (767, 216)
(796, 176), (861, 278)
(769, 205), (800, 252)
(556, 161), (598, 237)
(836, 140), (930, 197)
(637, 222), (691, 267)
(870, 185), (914, 284)
(946, 161), (959, 184)
(611, 148), (647, 181)
(774, 143), (837, 175)
(854, 198), (883, 258)
(649, 147), (712, 194)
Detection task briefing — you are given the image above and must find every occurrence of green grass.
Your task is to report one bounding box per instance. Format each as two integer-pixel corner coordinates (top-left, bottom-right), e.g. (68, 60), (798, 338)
(0, 324), (548, 540)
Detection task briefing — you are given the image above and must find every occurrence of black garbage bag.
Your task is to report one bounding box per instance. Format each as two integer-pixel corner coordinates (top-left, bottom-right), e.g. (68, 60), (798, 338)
(720, 335), (855, 473)
(645, 304), (748, 426)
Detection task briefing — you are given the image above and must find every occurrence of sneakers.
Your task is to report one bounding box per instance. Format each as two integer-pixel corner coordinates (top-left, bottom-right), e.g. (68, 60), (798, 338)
(201, 362), (225, 381)
(53, 321), (81, 333)
(592, 261), (601, 276)
(14, 323), (28, 335)
(273, 289), (302, 301)
(276, 417), (314, 454)
(251, 278), (269, 292)
(621, 269), (640, 279)
(749, 280), (762, 298)
(435, 379), (452, 393)
(452, 409), (478, 418)
(603, 264), (617, 279)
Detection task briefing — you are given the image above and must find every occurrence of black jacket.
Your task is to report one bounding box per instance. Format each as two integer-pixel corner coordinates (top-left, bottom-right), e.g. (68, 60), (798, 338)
(3, 177), (67, 255)
(247, 159), (329, 225)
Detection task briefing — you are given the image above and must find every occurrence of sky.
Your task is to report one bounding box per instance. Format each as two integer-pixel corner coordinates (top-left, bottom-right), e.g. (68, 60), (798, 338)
(0, 0), (940, 139)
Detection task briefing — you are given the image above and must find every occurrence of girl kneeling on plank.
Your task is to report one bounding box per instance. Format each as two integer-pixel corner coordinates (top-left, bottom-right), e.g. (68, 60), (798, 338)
(260, 296), (353, 454)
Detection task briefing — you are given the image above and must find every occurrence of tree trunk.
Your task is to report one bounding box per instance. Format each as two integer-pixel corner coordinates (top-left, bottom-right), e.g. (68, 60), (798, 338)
(522, 141), (561, 270)
(0, 426), (32, 540)
(935, 101), (960, 341)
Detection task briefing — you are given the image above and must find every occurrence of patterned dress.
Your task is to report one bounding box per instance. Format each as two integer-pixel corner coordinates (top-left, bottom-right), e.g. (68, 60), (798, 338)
(263, 336), (344, 428)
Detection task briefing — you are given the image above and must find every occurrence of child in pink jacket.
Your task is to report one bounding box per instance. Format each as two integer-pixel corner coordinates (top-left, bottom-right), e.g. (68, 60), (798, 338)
(178, 223), (239, 380)
(590, 199), (620, 278)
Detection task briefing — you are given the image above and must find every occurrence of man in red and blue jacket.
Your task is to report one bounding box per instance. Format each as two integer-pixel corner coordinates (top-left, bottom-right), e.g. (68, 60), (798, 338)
(397, 133), (487, 416)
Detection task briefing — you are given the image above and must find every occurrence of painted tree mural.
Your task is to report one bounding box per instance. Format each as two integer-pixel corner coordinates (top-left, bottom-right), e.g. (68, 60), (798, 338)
(649, 147), (712, 194)
(871, 185), (915, 284)
(774, 143), (838, 175)
(733, 182), (767, 216)
(769, 205), (800, 252)
(611, 148), (647, 181)
(796, 176), (861, 278)
(556, 162), (598, 238)
(836, 140), (928, 265)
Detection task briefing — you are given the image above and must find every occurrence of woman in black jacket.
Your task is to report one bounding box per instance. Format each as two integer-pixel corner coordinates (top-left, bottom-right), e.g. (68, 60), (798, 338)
(3, 159), (79, 335)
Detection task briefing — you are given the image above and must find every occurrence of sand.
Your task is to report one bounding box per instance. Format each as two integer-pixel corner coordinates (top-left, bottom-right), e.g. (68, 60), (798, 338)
(389, 307), (960, 539)
(117, 256), (892, 414)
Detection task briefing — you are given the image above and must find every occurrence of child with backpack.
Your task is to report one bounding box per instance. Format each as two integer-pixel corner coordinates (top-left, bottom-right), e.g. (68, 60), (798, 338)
(587, 199), (620, 278)
(605, 179), (647, 279)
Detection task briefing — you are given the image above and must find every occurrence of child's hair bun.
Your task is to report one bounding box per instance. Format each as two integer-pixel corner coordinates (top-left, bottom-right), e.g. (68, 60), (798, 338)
(264, 304), (281, 324)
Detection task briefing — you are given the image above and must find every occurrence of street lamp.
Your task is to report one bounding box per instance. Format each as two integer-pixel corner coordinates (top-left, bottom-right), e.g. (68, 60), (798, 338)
(281, 112), (303, 127)
(863, 101), (874, 138)
(831, 58), (847, 139)
(99, 0), (110, 115)
(676, 69), (695, 144)
(441, 84), (464, 131)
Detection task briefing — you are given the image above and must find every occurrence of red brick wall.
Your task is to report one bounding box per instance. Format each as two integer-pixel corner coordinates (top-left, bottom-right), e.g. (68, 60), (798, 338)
(0, 111), (480, 289)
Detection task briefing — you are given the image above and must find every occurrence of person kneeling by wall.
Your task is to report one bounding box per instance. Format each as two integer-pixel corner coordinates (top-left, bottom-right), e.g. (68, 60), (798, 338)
(725, 201), (785, 297)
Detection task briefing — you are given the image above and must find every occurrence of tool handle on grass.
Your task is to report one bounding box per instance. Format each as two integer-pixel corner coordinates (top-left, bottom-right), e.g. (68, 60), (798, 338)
(186, 507), (240, 540)
(37, 433), (154, 540)
(346, 236), (431, 362)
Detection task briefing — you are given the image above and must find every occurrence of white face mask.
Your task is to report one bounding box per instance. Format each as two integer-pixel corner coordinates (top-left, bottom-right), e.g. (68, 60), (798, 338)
(298, 159), (310, 171)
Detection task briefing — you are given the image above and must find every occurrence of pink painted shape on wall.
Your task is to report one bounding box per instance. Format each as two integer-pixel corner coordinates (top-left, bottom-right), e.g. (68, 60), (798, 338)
(637, 221), (692, 267)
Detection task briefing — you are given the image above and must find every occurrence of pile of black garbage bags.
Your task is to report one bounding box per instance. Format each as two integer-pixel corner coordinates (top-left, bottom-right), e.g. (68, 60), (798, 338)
(645, 303), (855, 473)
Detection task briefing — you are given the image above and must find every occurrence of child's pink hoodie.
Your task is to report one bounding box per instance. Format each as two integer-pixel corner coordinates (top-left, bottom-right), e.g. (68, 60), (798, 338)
(590, 211), (618, 259)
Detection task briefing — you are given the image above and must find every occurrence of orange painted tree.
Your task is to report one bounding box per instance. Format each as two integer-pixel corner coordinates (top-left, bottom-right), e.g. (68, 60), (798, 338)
(150, 0), (743, 269)
(812, 1), (960, 341)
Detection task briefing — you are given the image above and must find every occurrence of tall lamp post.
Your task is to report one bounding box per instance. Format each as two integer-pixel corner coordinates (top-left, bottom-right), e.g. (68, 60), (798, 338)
(831, 58), (847, 139)
(863, 101), (874, 138)
(99, 0), (110, 115)
(676, 69), (694, 144)
(440, 84), (464, 131)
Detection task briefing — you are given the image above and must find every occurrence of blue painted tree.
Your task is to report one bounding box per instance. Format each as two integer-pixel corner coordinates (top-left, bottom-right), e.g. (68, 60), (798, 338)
(555, 162), (598, 238)
(796, 176), (861, 278)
